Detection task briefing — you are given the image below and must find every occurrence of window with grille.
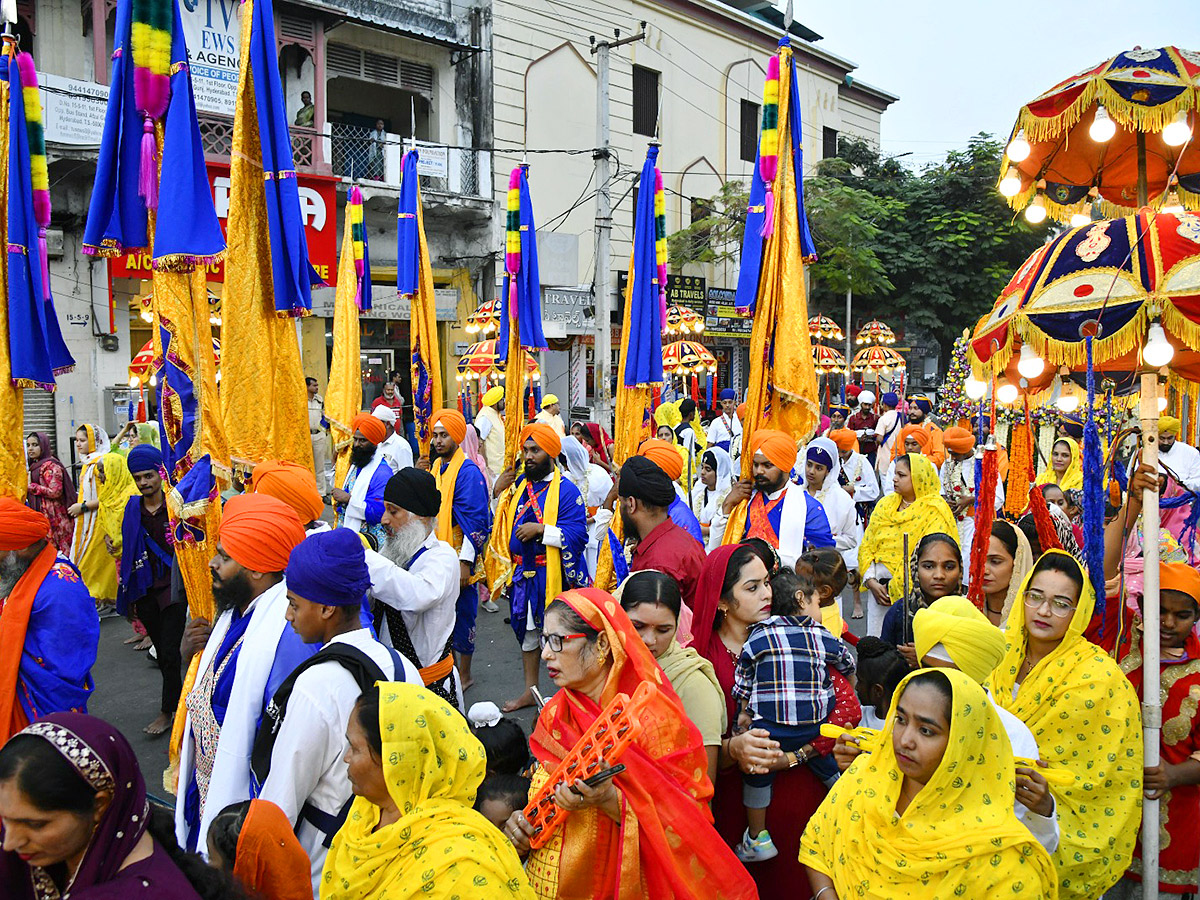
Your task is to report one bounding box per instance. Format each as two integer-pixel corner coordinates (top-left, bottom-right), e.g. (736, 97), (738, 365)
(740, 99), (759, 163)
(632, 65), (659, 137)
(823, 126), (839, 159)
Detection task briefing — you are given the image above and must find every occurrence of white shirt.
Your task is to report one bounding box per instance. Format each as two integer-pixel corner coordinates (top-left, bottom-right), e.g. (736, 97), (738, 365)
(706, 413), (742, 456)
(379, 433), (414, 472)
(1160, 439), (1200, 492)
(707, 479), (811, 569)
(874, 409), (901, 475)
(366, 530), (460, 668)
(840, 451), (880, 503)
(257, 628), (417, 894)
(535, 410), (566, 436)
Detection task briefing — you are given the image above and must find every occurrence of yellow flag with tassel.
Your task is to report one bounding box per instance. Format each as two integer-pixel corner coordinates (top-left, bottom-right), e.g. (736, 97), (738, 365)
(326, 187), (366, 489)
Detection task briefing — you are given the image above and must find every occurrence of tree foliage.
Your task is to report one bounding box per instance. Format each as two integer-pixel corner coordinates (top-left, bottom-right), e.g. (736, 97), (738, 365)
(666, 180), (749, 270)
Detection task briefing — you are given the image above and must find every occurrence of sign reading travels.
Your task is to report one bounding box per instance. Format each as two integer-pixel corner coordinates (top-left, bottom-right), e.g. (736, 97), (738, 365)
(665, 274), (706, 313)
(181, 0), (242, 116)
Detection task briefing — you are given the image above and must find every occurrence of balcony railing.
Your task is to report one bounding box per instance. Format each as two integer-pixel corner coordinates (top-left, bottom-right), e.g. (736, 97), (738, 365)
(198, 113), (326, 172)
(328, 122), (487, 198)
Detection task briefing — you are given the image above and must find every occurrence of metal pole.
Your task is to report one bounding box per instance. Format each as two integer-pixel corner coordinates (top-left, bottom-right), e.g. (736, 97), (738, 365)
(1137, 132), (1149, 208)
(593, 37), (613, 432)
(845, 287), (852, 382)
(1139, 370), (1161, 900)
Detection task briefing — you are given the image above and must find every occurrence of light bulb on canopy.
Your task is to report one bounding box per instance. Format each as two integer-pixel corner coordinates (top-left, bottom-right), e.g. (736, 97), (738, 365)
(1163, 110), (1192, 147)
(1158, 395), (1169, 412)
(465, 299), (503, 336)
(812, 344), (847, 374)
(998, 168), (1022, 198)
(996, 381), (1019, 405)
(1016, 344), (1045, 379)
(964, 375), (988, 401)
(1006, 129), (1031, 163)
(1089, 105), (1116, 143)
(1070, 211), (1092, 228)
(1025, 195), (1048, 224)
(1143, 322), (1175, 368)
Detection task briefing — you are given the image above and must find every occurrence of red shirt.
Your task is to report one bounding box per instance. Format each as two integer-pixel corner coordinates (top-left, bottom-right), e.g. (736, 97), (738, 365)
(370, 393), (404, 434)
(629, 517), (707, 611)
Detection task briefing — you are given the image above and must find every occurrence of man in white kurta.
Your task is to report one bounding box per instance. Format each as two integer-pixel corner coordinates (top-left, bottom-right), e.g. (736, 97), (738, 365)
(831, 432), (880, 506)
(474, 385), (506, 475)
(707, 389), (743, 460)
(371, 404), (414, 472)
(331, 414), (392, 548)
(174, 494), (312, 853)
(363, 467), (464, 708)
(802, 437), (861, 574)
(873, 392), (904, 479)
(1155, 416), (1200, 492)
(253, 529), (418, 893)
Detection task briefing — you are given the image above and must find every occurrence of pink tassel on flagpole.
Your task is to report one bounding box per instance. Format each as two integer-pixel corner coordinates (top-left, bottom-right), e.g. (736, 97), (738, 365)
(760, 190), (775, 237)
(139, 116), (158, 209)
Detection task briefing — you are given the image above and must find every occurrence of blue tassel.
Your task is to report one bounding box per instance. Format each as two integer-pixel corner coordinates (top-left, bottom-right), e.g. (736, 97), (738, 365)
(973, 397), (984, 516)
(1081, 336), (1107, 632)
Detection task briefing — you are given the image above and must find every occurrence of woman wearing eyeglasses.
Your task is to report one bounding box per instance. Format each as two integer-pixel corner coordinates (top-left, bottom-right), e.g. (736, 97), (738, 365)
(502, 588), (756, 900)
(988, 549), (1143, 900)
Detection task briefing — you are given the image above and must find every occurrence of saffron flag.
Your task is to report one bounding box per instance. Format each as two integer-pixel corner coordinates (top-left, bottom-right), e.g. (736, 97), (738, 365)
(398, 150), (442, 458)
(498, 165), (547, 468)
(220, 0), (314, 474)
(597, 145), (668, 590)
(328, 186), (367, 488)
(731, 39), (819, 475)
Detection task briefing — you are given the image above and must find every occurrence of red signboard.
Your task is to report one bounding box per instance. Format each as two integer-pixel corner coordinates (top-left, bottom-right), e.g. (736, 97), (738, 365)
(109, 162), (339, 285)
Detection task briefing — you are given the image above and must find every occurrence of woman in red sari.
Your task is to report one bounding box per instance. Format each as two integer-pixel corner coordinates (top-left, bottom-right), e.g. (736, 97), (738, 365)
(692, 544), (860, 896)
(25, 432), (74, 554)
(504, 587), (756, 899)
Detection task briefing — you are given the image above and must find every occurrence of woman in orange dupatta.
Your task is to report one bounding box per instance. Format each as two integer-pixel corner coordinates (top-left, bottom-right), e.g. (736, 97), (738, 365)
(504, 587), (757, 900)
(207, 799), (312, 900)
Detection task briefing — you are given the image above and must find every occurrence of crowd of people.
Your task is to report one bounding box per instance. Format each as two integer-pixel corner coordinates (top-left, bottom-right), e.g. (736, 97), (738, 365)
(3, 385), (1199, 899)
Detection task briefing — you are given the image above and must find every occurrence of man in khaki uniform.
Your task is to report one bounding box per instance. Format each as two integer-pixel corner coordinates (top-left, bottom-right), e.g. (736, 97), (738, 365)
(307, 377), (328, 495)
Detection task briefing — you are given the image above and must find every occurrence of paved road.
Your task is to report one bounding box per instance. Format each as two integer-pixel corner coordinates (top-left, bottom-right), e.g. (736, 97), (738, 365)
(89, 579), (867, 803)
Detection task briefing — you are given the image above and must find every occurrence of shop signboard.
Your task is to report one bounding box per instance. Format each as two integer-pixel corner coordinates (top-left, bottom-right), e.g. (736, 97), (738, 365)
(704, 287), (752, 339)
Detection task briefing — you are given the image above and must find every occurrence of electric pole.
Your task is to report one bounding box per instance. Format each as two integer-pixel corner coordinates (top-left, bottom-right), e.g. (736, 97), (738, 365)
(590, 23), (644, 431)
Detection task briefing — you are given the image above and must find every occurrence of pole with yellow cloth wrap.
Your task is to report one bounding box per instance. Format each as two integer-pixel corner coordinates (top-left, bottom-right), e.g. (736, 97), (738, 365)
(732, 38), (819, 474)
(327, 186), (368, 489)
(0, 43), (21, 501)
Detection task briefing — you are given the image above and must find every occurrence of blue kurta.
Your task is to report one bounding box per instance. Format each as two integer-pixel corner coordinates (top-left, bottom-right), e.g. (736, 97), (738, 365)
(668, 496), (704, 546)
(441, 455), (492, 655)
(738, 490), (836, 551)
(506, 474), (589, 641)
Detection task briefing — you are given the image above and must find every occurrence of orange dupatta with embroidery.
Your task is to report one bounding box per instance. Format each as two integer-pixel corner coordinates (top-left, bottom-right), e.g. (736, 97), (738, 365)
(528, 588), (757, 900)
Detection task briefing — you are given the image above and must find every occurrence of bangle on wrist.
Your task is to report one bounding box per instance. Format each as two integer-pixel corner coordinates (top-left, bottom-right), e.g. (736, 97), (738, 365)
(814, 887), (834, 900)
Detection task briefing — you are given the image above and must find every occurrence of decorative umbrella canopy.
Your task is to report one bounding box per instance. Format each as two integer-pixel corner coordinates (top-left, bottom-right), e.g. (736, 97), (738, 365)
(852, 345), (906, 373)
(662, 304), (705, 337)
(808, 314), (844, 341)
(855, 319), (896, 346)
(813, 343), (847, 373)
(455, 339), (538, 381)
(1000, 47), (1200, 223)
(969, 208), (1200, 388)
(129, 337), (220, 384)
(662, 339), (717, 375)
(465, 298), (502, 336)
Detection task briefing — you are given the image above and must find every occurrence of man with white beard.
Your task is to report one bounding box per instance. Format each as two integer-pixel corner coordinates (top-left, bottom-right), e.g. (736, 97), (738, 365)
(363, 467), (463, 708)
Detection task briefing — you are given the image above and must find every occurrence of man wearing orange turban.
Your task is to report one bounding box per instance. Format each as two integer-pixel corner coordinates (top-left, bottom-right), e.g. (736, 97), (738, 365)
(330, 412), (393, 544)
(429, 408), (491, 690)
(485, 421), (588, 712)
(252, 460), (326, 527)
(939, 426), (1004, 564)
(176, 492), (312, 852)
(707, 429), (835, 569)
(0, 499), (98, 745)
(637, 439), (705, 545)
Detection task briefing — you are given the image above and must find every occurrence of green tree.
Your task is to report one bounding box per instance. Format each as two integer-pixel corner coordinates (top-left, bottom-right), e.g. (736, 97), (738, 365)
(803, 172), (898, 299)
(667, 180), (749, 269)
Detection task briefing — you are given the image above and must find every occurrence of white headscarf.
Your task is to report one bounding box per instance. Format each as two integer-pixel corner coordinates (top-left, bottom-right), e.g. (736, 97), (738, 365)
(693, 445), (733, 524)
(560, 435), (591, 491)
(804, 436), (842, 497)
(80, 423), (111, 465)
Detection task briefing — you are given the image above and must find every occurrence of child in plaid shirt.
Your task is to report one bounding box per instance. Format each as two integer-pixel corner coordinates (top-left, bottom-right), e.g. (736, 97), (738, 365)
(732, 567), (855, 863)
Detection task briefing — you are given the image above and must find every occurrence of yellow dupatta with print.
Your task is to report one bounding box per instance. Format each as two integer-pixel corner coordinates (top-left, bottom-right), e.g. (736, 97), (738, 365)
(320, 682), (533, 900)
(800, 669), (1058, 899)
(857, 454), (960, 602)
(987, 550), (1143, 900)
(1035, 437), (1083, 491)
(433, 447), (466, 545)
(484, 468), (563, 606)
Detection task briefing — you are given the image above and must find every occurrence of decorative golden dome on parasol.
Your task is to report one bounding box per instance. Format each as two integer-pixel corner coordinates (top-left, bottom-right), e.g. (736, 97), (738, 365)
(662, 339), (717, 376)
(852, 345), (906, 373)
(808, 314), (844, 342)
(663, 304), (706, 337)
(855, 319), (896, 346)
(465, 298), (503, 336)
(813, 344), (847, 374)
(455, 339), (539, 382)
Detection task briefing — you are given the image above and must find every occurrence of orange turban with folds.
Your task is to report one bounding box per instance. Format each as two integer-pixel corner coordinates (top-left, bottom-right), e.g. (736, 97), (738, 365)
(520, 423), (562, 458)
(943, 426), (976, 455)
(750, 429), (798, 472)
(352, 412), (388, 446)
(0, 498), (50, 550)
(896, 425), (932, 458)
(1161, 561), (1200, 604)
(638, 438), (683, 480)
(251, 461), (324, 524)
(830, 429), (857, 452)
(219, 493), (306, 573)
(431, 408), (467, 444)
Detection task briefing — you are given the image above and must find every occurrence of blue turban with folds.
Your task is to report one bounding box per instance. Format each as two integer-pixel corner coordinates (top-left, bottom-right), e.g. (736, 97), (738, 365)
(126, 444), (164, 475)
(806, 444), (834, 470)
(285, 529), (371, 607)
(908, 395), (934, 414)
(881, 392), (899, 407)
(720, 388), (737, 401)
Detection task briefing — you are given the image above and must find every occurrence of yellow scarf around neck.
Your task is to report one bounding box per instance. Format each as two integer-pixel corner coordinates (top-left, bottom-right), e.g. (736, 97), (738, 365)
(433, 448), (466, 545)
(484, 467), (563, 607)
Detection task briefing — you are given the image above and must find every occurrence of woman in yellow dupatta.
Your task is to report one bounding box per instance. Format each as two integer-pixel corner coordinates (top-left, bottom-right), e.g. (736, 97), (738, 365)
(859, 454), (959, 634)
(1035, 437), (1083, 491)
(320, 681), (534, 900)
(68, 424), (119, 605)
(988, 549), (1142, 900)
(800, 667), (1058, 899)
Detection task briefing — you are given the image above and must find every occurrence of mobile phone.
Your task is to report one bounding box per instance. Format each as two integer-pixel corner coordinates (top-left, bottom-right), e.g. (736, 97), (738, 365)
(570, 763), (626, 794)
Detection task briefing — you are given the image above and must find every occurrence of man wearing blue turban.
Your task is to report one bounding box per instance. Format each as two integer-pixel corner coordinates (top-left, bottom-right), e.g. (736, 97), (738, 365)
(252, 528), (420, 894)
(707, 388), (743, 460)
(116, 443), (182, 737)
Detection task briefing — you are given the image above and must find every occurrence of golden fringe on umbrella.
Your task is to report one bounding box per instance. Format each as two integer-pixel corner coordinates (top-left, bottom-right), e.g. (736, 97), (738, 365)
(326, 204), (363, 488)
(218, 0), (313, 477)
(0, 78), (25, 501)
(1016, 73), (1197, 145)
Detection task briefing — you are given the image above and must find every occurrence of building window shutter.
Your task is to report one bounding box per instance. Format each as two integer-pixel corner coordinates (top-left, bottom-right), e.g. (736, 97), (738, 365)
(822, 126), (839, 159)
(740, 99), (759, 163)
(632, 65), (659, 137)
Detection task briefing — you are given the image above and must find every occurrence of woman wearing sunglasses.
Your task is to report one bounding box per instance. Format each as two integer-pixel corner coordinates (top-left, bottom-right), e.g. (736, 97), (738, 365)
(988, 549), (1143, 900)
